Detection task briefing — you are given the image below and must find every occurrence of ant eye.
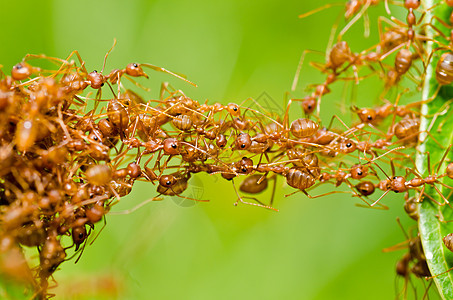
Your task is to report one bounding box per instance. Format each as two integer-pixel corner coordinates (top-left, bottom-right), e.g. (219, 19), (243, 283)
(78, 233), (84, 239)
(133, 63), (138, 68)
(367, 115), (372, 120)
(171, 144), (177, 149)
(393, 176), (397, 179)
(93, 136), (98, 140)
(15, 64), (22, 69)
(242, 167), (247, 172)
(308, 105), (312, 109)
(233, 107), (238, 111)
(93, 70), (98, 73)
(166, 181), (171, 185)
(241, 144), (246, 148)
(358, 171), (362, 175)
(346, 143), (352, 147)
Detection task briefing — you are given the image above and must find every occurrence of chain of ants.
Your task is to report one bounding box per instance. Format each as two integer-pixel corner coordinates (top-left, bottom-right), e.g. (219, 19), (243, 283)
(2, 0), (453, 299)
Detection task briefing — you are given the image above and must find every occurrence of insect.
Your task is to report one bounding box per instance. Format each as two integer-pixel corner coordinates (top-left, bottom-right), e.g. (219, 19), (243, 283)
(370, 147), (453, 207)
(155, 173), (209, 203)
(383, 219), (433, 298)
(299, 0), (392, 41)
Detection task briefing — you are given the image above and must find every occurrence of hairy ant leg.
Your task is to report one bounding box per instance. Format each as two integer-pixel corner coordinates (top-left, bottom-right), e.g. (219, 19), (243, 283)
(231, 178), (278, 211)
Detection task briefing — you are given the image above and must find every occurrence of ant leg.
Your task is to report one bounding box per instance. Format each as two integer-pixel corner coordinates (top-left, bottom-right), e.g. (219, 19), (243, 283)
(110, 196), (164, 216)
(384, 0), (391, 15)
(173, 193), (210, 203)
(363, 10), (370, 38)
(435, 144), (452, 174)
(425, 267), (453, 280)
(435, 211), (453, 223)
(432, 185), (451, 206)
(298, 3), (343, 19)
(74, 236), (89, 264)
(122, 74), (151, 92)
(291, 49), (325, 91)
(101, 38), (117, 74)
(421, 187), (445, 206)
(355, 201), (389, 210)
(241, 195), (276, 210)
(55, 50), (88, 77)
(89, 217), (106, 246)
(389, 16), (407, 28)
(338, 1), (371, 41)
(140, 63), (197, 87)
(371, 190), (390, 207)
(325, 12), (342, 61)
(380, 43), (406, 61)
(284, 189), (354, 199)
(159, 82), (171, 100)
(269, 175), (277, 207)
(232, 179), (277, 211)
(422, 280), (434, 299)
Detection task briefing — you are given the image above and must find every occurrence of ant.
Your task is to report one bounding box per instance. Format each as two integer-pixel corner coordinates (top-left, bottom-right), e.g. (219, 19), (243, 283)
(383, 218), (433, 299)
(299, 0), (392, 41)
(371, 146), (453, 207)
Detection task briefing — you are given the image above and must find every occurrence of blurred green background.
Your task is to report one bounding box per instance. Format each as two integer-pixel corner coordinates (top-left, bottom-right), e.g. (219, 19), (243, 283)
(0, 0), (435, 299)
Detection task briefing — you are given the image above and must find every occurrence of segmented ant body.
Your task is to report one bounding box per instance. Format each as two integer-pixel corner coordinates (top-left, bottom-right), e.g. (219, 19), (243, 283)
(371, 149), (453, 207)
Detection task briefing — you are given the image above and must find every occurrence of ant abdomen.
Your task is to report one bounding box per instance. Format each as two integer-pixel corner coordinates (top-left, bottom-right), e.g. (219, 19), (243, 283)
(172, 114), (193, 131)
(286, 168), (316, 191)
(395, 49), (412, 74)
(436, 52), (453, 85)
(443, 233), (453, 252)
(290, 118), (319, 138)
(240, 174), (268, 194)
(355, 181), (375, 196)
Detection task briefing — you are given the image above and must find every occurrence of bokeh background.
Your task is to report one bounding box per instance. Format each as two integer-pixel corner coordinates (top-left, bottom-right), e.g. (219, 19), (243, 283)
(0, 0), (435, 299)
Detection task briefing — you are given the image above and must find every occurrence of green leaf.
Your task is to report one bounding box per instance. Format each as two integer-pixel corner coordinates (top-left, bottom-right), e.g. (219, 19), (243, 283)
(419, 1), (453, 298)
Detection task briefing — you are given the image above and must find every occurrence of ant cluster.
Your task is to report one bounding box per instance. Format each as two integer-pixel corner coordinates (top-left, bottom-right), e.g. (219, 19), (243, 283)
(1, 0), (453, 298)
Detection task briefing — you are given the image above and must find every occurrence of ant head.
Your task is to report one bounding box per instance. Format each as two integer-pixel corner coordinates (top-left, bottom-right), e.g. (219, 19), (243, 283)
(235, 132), (252, 150)
(11, 62), (32, 80)
(87, 70), (106, 89)
(88, 128), (104, 144)
(390, 176), (407, 193)
(72, 226), (88, 251)
(216, 134), (227, 148)
(163, 138), (180, 155)
(302, 97), (316, 114)
(356, 108), (377, 123)
(127, 162), (142, 178)
(126, 63), (148, 78)
(404, 0), (420, 10)
(339, 139), (356, 154)
(350, 164), (367, 180)
(237, 157), (253, 174)
(344, 0), (361, 19)
(159, 175), (176, 188)
(227, 103), (241, 116)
